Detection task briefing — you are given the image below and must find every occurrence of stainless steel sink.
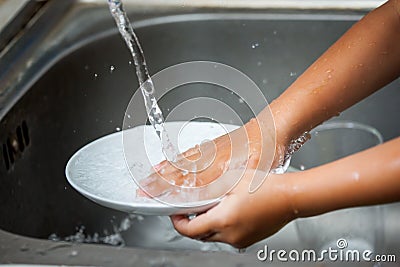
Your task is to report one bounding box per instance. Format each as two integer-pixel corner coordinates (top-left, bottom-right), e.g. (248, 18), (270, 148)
(0, 1), (398, 266)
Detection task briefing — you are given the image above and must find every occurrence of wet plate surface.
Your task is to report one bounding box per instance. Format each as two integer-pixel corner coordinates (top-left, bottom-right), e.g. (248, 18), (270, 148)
(66, 121), (239, 215)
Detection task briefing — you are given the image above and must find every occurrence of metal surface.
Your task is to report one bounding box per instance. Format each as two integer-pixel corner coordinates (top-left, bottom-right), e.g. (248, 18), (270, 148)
(0, 0), (398, 266)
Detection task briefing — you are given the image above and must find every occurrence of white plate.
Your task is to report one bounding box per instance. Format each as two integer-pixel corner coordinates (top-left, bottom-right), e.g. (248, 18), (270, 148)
(66, 121), (239, 215)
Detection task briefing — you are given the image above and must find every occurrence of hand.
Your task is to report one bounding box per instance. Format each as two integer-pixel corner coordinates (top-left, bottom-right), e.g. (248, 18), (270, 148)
(139, 118), (279, 198)
(170, 170), (296, 248)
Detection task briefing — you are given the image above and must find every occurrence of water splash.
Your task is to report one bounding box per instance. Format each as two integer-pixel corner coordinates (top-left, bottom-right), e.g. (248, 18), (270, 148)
(272, 132), (311, 174)
(48, 215), (143, 246)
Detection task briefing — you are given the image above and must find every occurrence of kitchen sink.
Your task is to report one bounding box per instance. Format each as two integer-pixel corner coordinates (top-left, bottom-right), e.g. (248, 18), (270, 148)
(0, 1), (398, 266)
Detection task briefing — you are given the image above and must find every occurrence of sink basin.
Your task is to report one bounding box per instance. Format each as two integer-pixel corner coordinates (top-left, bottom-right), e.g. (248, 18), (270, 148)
(0, 1), (398, 266)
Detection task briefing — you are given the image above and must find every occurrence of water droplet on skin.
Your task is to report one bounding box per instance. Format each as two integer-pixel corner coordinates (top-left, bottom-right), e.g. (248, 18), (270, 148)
(352, 172), (360, 181)
(294, 209), (299, 215)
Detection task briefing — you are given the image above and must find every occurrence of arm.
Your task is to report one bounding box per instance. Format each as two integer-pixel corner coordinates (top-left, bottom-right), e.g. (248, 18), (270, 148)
(288, 137), (400, 217)
(265, 0), (400, 146)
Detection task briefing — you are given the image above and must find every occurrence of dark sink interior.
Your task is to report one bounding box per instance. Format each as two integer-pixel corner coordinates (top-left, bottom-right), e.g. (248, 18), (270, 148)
(0, 13), (399, 251)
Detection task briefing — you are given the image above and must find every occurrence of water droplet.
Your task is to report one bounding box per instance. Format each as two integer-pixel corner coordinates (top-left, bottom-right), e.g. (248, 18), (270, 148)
(273, 30), (277, 35)
(70, 250), (78, 257)
(238, 98), (244, 104)
(262, 79), (268, 84)
(257, 61), (262, 66)
(116, 127), (121, 131)
(352, 172), (360, 181)
(299, 165), (305, 171)
(237, 248), (247, 254)
(251, 43), (260, 49)
(19, 244), (29, 252)
(128, 61), (132, 65)
(126, 114), (131, 119)
(94, 73), (98, 78)
(290, 72), (297, 77)
(110, 65), (115, 73)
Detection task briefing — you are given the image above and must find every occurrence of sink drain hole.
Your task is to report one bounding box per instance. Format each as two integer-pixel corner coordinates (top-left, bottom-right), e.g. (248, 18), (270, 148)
(2, 120), (30, 171)
(2, 143), (10, 170)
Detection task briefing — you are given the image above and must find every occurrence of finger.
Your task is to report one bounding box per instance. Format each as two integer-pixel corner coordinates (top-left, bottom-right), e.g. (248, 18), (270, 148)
(171, 212), (218, 238)
(171, 216), (224, 243)
(139, 172), (175, 197)
(200, 232), (224, 243)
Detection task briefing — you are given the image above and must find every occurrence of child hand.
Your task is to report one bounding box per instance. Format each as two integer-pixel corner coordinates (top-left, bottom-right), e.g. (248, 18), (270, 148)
(170, 170), (296, 248)
(138, 118), (280, 198)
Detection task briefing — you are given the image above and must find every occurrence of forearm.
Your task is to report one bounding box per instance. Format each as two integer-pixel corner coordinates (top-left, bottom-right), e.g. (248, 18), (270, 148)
(262, 0), (400, 144)
(287, 137), (400, 218)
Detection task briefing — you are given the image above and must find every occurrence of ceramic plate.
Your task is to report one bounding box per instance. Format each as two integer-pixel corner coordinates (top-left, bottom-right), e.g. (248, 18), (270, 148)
(66, 121), (239, 215)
